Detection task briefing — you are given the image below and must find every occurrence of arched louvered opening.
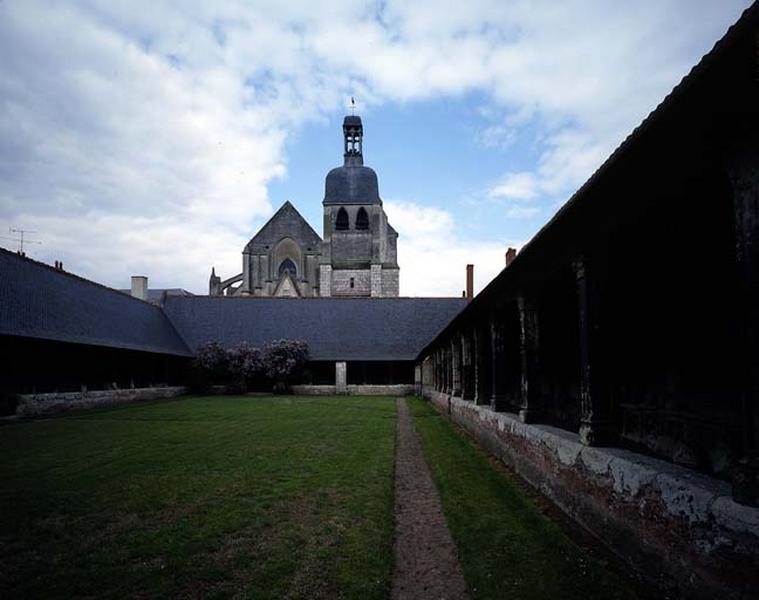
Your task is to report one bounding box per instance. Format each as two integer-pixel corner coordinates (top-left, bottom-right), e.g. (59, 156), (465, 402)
(355, 207), (369, 230)
(336, 207), (349, 230)
(278, 258), (297, 278)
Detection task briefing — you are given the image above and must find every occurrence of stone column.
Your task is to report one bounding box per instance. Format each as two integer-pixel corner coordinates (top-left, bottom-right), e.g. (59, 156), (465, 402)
(320, 265), (332, 297)
(727, 140), (759, 506)
(475, 322), (491, 405)
(518, 295), (541, 423)
(574, 256), (614, 446)
(451, 337), (462, 397)
(490, 312), (509, 411)
(461, 331), (475, 400)
(472, 328), (481, 403)
(445, 345), (452, 395)
(335, 361), (347, 394)
(422, 356), (433, 389)
(414, 364), (422, 396)
(430, 351), (438, 392)
(438, 349), (444, 392)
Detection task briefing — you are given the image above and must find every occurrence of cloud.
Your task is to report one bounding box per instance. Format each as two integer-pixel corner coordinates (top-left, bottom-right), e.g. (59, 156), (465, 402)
(385, 201), (517, 296)
(489, 172), (539, 201)
(0, 0), (751, 294)
(505, 206), (541, 220)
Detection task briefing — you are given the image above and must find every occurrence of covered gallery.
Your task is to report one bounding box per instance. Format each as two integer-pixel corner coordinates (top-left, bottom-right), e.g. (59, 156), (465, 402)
(417, 6), (759, 598)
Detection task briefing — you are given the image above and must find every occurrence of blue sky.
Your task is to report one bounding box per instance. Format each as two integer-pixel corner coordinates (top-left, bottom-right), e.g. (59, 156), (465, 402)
(0, 0), (753, 295)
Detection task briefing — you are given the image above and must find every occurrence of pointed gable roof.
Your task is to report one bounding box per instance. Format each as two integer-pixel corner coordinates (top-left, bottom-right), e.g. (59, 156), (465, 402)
(244, 201), (322, 253)
(273, 270), (300, 297)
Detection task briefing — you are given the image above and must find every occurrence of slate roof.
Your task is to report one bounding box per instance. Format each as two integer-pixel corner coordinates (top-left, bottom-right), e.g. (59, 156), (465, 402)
(324, 163), (382, 205)
(162, 296), (467, 361)
(0, 249), (193, 356)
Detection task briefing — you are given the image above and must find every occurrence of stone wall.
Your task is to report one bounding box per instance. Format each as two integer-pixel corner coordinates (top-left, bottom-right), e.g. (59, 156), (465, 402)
(423, 388), (759, 600)
(319, 264), (332, 296)
(382, 268), (399, 297)
(331, 268), (371, 296)
(292, 384), (414, 396)
(16, 386), (187, 417)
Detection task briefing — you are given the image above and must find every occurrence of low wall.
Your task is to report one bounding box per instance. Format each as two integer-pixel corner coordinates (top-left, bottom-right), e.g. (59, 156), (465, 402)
(16, 386), (187, 417)
(291, 384), (414, 396)
(423, 388), (759, 599)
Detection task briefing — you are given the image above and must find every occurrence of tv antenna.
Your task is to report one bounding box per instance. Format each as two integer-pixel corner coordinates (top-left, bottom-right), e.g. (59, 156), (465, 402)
(0, 227), (42, 254)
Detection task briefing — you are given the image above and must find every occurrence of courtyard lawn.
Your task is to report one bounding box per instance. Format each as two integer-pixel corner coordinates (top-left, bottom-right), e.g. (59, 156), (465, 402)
(407, 397), (640, 600)
(0, 396), (396, 599)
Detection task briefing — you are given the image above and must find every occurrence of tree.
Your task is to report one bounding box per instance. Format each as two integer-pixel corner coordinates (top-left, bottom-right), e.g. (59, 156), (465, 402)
(263, 339), (309, 393)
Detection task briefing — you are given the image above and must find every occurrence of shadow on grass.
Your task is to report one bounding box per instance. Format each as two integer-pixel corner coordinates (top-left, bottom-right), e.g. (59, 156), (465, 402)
(407, 396), (643, 600)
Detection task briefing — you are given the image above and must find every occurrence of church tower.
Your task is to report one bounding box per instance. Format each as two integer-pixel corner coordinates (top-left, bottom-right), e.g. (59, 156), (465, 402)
(319, 115), (399, 297)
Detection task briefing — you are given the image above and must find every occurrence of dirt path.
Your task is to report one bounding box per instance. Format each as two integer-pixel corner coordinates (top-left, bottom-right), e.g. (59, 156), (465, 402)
(392, 398), (470, 600)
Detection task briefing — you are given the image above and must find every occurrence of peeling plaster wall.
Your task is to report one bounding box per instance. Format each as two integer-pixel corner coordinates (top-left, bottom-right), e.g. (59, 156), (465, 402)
(423, 388), (759, 599)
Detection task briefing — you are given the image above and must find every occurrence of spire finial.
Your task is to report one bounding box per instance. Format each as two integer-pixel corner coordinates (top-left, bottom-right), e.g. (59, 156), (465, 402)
(350, 96), (356, 116)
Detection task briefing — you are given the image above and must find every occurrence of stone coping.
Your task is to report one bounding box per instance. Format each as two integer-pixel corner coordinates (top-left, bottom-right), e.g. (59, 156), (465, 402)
(291, 384), (414, 396)
(16, 386), (187, 417)
(444, 393), (759, 543)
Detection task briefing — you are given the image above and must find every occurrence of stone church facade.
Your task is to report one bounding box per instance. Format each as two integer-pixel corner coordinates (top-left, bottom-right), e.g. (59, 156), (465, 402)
(209, 115), (399, 298)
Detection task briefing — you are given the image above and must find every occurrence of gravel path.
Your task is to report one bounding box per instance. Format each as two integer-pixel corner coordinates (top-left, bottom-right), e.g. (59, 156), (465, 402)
(391, 398), (470, 600)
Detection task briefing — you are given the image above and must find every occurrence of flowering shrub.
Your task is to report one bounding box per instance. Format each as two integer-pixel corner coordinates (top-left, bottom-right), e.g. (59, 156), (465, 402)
(192, 339), (309, 394)
(263, 339), (309, 393)
(227, 342), (263, 391)
(194, 341), (229, 383)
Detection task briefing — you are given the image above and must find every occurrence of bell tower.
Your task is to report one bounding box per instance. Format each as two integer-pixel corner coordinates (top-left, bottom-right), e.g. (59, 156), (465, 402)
(320, 114), (399, 297)
(343, 116), (363, 164)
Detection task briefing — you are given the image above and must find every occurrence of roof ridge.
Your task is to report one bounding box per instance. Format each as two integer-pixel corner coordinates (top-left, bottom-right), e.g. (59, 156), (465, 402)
(0, 247), (162, 309)
(166, 295), (467, 300)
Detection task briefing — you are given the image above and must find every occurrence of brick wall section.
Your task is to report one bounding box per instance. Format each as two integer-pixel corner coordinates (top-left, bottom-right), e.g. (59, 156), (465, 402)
(17, 386), (187, 417)
(423, 388), (759, 600)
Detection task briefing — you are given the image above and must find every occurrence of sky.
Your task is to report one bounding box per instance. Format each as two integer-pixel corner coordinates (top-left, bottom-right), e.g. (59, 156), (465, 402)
(0, 0), (753, 296)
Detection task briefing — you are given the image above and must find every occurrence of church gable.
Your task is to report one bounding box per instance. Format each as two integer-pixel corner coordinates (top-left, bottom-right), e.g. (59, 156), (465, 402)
(244, 201), (322, 253)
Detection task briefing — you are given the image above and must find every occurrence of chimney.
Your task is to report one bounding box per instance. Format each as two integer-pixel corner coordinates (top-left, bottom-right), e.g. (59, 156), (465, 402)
(131, 276), (148, 301)
(466, 264), (474, 300)
(505, 247), (517, 267)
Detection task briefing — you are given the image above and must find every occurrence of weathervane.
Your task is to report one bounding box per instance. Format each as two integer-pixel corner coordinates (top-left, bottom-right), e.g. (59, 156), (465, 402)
(350, 96), (356, 115)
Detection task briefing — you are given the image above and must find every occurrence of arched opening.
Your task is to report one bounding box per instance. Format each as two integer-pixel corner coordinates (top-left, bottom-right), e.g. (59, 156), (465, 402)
(336, 207), (349, 230)
(278, 258), (297, 278)
(355, 207), (369, 230)
(273, 237), (302, 281)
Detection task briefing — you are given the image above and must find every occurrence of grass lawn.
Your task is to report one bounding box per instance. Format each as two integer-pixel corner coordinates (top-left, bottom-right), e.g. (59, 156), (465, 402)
(407, 397), (640, 600)
(0, 396), (396, 599)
